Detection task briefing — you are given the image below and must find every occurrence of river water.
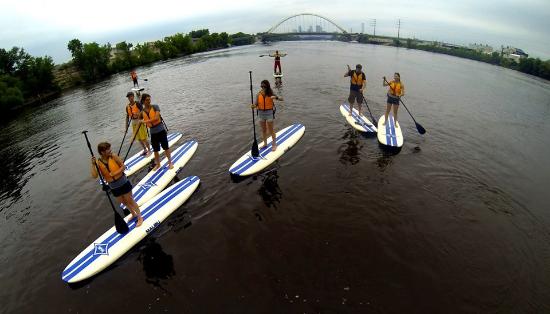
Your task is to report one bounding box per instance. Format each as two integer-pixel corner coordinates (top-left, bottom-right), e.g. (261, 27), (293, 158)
(1, 41), (549, 313)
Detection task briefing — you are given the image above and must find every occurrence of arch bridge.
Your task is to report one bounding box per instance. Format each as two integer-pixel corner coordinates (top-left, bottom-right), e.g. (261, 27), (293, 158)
(266, 13), (348, 34)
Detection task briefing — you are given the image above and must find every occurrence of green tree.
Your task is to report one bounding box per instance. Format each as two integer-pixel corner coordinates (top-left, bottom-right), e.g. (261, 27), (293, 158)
(134, 43), (160, 65)
(0, 75), (24, 109)
(190, 29), (209, 38)
(67, 39), (83, 67)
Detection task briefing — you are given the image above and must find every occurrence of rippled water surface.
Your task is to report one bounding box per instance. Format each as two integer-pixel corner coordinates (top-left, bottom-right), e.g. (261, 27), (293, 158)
(1, 41), (550, 313)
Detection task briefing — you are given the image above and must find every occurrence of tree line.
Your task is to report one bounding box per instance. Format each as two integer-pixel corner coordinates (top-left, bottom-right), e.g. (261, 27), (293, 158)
(66, 29), (255, 83)
(0, 47), (58, 110)
(1, 29), (256, 112)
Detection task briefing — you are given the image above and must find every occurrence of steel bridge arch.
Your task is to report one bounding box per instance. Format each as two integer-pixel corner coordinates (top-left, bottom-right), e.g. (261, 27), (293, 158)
(266, 13), (348, 34)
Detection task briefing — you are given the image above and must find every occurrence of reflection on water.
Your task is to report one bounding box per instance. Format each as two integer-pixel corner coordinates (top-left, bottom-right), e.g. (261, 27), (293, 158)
(138, 238), (175, 289)
(337, 127), (363, 165)
(257, 169), (282, 209)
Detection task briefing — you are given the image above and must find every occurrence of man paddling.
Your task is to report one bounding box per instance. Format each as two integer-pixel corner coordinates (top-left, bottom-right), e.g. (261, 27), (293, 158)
(140, 93), (174, 171)
(125, 92), (150, 156)
(344, 64), (366, 117)
(130, 70), (139, 87)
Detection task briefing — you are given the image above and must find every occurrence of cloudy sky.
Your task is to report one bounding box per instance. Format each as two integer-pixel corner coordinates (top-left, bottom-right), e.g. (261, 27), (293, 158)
(1, 0), (549, 63)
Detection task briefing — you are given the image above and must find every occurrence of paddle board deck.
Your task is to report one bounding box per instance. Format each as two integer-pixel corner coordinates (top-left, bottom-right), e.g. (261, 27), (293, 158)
(62, 175), (200, 283)
(229, 123), (305, 176)
(340, 103), (377, 133)
(377, 115), (403, 147)
(124, 132), (182, 176)
(126, 140), (198, 208)
(131, 87), (144, 92)
(273, 73), (283, 78)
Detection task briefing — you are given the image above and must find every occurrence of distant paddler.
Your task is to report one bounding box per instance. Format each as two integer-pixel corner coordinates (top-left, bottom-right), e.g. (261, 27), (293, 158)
(269, 50), (287, 75)
(344, 64), (366, 117)
(382, 73), (405, 127)
(130, 70), (139, 87)
(125, 91), (150, 156)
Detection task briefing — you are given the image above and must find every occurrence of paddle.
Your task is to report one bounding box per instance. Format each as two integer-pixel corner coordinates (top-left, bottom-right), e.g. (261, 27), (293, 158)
(117, 117), (132, 155)
(384, 78), (426, 135)
(361, 91), (377, 126)
(249, 71), (260, 158)
(83, 131), (129, 234)
(123, 122), (144, 162)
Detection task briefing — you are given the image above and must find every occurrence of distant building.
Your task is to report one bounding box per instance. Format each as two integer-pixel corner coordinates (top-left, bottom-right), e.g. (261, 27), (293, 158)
(361, 23), (365, 34)
(308, 25), (313, 32)
(298, 26), (302, 33)
(316, 25), (322, 33)
(469, 43), (494, 54)
(502, 46), (528, 62)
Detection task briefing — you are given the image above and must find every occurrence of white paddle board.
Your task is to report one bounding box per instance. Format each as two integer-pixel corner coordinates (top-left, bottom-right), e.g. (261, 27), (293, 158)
(273, 73), (283, 78)
(340, 103), (377, 133)
(229, 123), (305, 176)
(124, 132), (182, 176)
(126, 140), (198, 208)
(377, 115), (403, 147)
(62, 175), (200, 283)
(131, 87), (144, 92)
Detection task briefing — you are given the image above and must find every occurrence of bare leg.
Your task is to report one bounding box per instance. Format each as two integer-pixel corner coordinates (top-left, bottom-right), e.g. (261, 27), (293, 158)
(152, 151), (160, 171)
(393, 105), (399, 128)
(123, 193), (143, 227)
(268, 121), (277, 151)
(349, 102), (354, 116)
(164, 148), (174, 169)
(383, 104), (392, 125)
(260, 120), (268, 147)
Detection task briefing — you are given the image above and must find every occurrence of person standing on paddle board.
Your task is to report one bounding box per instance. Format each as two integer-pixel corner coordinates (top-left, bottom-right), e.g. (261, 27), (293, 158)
(269, 50), (287, 74)
(125, 92), (150, 156)
(382, 73), (405, 127)
(344, 64), (366, 117)
(140, 93), (174, 171)
(91, 142), (144, 227)
(130, 70), (139, 87)
(251, 80), (283, 152)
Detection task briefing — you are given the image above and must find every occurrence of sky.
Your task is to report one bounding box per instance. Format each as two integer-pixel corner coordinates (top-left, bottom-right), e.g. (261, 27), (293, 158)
(1, 0), (549, 63)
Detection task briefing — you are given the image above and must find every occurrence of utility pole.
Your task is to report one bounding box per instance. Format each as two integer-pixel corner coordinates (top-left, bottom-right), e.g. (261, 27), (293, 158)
(397, 19), (401, 40)
(370, 19), (376, 36)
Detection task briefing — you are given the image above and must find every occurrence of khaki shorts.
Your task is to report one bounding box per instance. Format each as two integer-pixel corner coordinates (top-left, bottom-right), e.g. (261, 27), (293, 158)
(348, 89), (364, 104)
(131, 121), (148, 141)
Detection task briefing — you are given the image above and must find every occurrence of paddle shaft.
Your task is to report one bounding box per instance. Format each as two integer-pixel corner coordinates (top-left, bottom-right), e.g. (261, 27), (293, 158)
(249, 71), (259, 158)
(82, 131), (129, 234)
(361, 91), (377, 125)
(123, 121), (144, 162)
(117, 116), (132, 155)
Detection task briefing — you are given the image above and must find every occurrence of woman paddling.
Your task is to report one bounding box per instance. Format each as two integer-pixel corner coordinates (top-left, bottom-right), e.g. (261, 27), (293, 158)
(141, 93), (174, 171)
(91, 142), (143, 227)
(382, 73), (405, 127)
(251, 80), (283, 152)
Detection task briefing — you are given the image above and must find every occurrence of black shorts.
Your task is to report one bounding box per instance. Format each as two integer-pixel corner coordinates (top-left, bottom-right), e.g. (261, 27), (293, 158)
(387, 95), (400, 105)
(348, 89), (363, 104)
(151, 129), (169, 152)
(111, 181), (132, 197)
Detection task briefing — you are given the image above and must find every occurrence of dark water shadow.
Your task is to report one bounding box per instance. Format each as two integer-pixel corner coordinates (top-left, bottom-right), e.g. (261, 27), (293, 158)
(337, 127), (363, 165)
(138, 238), (176, 292)
(375, 145), (401, 171)
(254, 167), (283, 222)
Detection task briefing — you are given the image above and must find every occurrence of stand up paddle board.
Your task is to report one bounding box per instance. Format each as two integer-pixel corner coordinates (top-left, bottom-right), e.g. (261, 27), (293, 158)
(62, 175), (200, 283)
(377, 115), (403, 147)
(126, 140), (198, 208)
(229, 123), (305, 176)
(273, 73), (283, 78)
(124, 132), (182, 176)
(131, 87), (144, 92)
(340, 103), (377, 133)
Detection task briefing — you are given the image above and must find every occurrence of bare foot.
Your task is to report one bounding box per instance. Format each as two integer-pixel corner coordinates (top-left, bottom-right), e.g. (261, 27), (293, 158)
(136, 216), (143, 227)
(263, 141), (267, 148)
(168, 163), (174, 169)
(272, 144), (277, 152)
(348, 111), (352, 116)
(152, 164), (160, 171)
(395, 121), (399, 128)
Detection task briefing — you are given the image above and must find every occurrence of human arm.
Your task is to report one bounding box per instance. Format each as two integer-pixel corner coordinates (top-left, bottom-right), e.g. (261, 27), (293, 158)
(271, 95), (283, 101)
(109, 154), (126, 177)
(91, 157), (99, 178)
(382, 76), (389, 86)
(344, 65), (352, 77)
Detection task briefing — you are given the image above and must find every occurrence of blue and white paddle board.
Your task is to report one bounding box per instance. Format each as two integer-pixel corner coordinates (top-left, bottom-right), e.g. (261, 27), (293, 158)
(229, 123), (305, 176)
(340, 103), (377, 133)
(62, 176), (200, 283)
(377, 115), (403, 147)
(124, 132), (182, 176)
(127, 140), (198, 208)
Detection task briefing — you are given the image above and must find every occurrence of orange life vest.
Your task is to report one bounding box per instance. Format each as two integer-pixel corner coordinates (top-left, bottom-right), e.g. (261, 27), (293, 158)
(97, 157), (122, 182)
(257, 93), (274, 110)
(130, 71), (137, 80)
(126, 102), (140, 119)
(388, 81), (403, 96)
(142, 107), (161, 128)
(351, 71), (365, 86)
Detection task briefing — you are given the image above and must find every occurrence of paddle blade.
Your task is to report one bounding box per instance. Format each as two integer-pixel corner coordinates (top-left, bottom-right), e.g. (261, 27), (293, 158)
(114, 213), (129, 234)
(416, 122), (426, 134)
(251, 138), (260, 158)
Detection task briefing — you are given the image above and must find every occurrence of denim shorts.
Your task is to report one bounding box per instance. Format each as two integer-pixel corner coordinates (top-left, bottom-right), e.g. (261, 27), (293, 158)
(258, 109), (274, 122)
